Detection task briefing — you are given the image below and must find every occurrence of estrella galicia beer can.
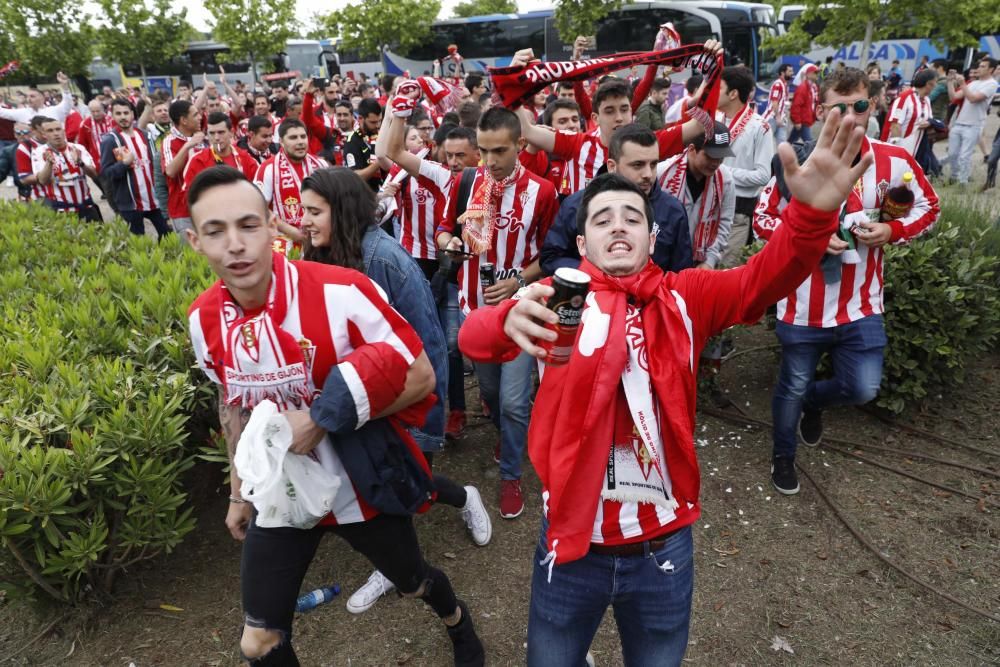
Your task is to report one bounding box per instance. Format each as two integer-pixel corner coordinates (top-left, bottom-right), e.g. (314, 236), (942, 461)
(541, 267), (591, 365)
(479, 262), (496, 290)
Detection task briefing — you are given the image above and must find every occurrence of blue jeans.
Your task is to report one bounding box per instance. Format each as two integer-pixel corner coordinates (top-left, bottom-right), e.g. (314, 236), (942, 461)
(527, 522), (694, 667)
(788, 123), (812, 144)
(437, 283), (466, 412)
(770, 117), (787, 144)
(474, 350), (534, 480)
(772, 315), (887, 460)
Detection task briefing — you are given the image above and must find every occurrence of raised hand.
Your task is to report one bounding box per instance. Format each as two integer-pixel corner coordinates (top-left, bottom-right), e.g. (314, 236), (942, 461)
(511, 48), (536, 68)
(779, 107), (873, 212)
(56, 71), (69, 86)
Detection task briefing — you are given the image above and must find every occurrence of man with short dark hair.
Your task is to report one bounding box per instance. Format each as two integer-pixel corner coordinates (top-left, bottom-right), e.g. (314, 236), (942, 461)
(436, 107), (559, 520)
(763, 64), (793, 143)
(32, 117), (102, 221)
(754, 67), (939, 495)
(253, 119), (327, 254)
(162, 99), (207, 240)
(634, 78), (671, 131)
(460, 107), (877, 664)
(100, 98), (170, 237)
(14, 117), (47, 202)
(542, 123), (692, 275)
(946, 57), (998, 185)
(184, 111), (258, 190)
(517, 41), (722, 196)
(883, 68), (937, 157)
(184, 165), (485, 667)
(343, 98), (384, 190)
(717, 66), (774, 266)
(237, 116), (279, 164)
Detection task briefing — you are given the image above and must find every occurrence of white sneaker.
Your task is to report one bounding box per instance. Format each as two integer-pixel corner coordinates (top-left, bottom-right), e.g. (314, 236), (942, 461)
(346, 569), (395, 614)
(460, 485), (492, 546)
(586, 651), (596, 666)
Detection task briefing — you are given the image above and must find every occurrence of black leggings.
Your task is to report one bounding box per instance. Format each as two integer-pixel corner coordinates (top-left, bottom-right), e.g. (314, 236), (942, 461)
(241, 512), (458, 642)
(424, 452), (468, 508)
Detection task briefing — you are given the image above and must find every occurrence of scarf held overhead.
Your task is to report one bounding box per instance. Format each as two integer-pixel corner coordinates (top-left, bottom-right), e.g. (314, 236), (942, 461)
(489, 45), (723, 114)
(528, 258), (700, 567)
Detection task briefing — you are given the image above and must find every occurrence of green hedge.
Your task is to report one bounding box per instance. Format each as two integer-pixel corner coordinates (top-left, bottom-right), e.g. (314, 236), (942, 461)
(879, 202), (1000, 413)
(0, 203), (215, 603)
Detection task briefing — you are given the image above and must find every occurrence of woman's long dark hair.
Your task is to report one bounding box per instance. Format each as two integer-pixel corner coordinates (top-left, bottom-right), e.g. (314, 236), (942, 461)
(301, 167), (375, 272)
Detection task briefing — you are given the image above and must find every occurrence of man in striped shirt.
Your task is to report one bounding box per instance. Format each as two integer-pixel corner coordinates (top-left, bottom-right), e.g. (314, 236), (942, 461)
(514, 42), (722, 197)
(459, 106), (875, 664)
(100, 98), (171, 238)
(754, 68), (939, 495)
(31, 117), (102, 221)
(436, 107), (559, 519)
(762, 64), (793, 143)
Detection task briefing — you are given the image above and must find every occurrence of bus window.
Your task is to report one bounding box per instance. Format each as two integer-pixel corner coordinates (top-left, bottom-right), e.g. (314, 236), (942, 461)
(701, 8), (754, 72)
(595, 9), (713, 54)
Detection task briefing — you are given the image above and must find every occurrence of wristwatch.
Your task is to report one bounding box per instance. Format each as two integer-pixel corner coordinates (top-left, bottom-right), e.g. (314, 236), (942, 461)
(514, 273), (527, 288)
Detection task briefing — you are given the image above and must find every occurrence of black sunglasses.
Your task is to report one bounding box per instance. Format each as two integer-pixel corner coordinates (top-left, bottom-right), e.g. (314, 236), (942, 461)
(823, 99), (871, 114)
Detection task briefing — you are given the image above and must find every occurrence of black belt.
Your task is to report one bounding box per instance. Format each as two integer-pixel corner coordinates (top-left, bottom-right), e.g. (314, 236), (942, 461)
(589, 525), (682, 557)
(735, 196), (758, 216)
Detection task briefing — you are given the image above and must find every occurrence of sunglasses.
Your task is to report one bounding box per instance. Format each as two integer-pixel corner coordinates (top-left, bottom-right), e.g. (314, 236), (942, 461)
(823, 99), (871, 114)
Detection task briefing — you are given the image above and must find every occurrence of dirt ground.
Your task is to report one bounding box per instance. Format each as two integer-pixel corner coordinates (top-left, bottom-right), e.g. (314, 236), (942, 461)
(1, 320), (998, 667)
(2, 114), (999, 667)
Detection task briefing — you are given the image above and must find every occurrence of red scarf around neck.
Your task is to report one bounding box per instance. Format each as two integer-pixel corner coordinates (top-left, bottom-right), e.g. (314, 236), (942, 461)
(529, 258), (700, 565)
(460, 164), (524, 254)
(659, 153), (724, 263)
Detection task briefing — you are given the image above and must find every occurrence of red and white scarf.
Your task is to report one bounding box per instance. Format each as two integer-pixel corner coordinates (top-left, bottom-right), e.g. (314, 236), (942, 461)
(658, 153), (724, 263)
(529, 259), (699, 568)
(460, 164), (524, 254)
(725, 102), (756, 143)
(489, 45), (724, 127)
(271, 150), (325, 226)
(215, 253), (314, 410)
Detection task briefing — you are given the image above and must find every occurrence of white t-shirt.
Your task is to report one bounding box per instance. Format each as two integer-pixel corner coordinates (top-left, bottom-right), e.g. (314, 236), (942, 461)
(953, 78), (999, 126)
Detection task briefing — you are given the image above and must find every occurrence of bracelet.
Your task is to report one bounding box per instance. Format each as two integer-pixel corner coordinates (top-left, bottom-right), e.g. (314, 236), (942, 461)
(229, 495), (249, 504)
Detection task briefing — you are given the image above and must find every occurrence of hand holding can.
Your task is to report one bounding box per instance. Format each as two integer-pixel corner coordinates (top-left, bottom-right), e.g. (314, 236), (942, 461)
(539, 267), (591, 365)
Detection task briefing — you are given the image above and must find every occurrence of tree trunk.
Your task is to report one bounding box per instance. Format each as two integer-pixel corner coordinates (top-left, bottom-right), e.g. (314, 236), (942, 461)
(140, 62), (148, 91)
(859, 21), (874, 68)
(249, 52), (258, 85)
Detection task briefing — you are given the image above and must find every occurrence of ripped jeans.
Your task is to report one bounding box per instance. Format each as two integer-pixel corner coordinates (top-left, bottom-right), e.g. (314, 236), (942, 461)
(241, 512), (458, 645)
(526, 520), (694, 667)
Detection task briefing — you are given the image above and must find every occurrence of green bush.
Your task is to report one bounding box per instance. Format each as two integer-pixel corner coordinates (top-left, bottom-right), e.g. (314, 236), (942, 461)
(879, 201), (1000, 413)
(0, 203), (215, 603)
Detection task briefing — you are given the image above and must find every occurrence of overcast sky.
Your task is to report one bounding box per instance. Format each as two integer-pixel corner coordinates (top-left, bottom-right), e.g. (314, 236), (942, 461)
(175, 0), (553, 33)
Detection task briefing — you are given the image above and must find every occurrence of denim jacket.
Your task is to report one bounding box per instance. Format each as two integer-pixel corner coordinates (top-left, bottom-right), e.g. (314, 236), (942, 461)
(361, 225), (447, 451)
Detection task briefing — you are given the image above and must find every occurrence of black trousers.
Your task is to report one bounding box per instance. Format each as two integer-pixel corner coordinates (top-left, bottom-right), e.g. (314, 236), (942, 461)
(120, 208), (172, 238)
(241, 512), (458, 638)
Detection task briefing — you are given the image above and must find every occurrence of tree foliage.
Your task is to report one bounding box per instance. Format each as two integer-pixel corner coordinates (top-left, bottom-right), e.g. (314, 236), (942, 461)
(765, 0), (1000, 57)
(316, 0), (441, 58)
(553, 0), (622, 46)
(205, 0), (299, 81)
(0, 0), (94, 77)
(452, 0), (517, 19)
(96, 0), (193, 83)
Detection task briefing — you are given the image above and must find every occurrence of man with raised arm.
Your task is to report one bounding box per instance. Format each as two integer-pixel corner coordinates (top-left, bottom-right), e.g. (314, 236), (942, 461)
(459, 108), (873, 667)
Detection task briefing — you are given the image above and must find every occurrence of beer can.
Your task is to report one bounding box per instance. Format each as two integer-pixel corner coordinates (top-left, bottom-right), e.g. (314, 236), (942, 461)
(479, 262), (496, 290)
(540, 267), (591, 365)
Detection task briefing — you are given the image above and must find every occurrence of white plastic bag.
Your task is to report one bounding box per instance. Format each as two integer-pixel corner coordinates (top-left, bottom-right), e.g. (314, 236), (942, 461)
(234, 400), (341, 529)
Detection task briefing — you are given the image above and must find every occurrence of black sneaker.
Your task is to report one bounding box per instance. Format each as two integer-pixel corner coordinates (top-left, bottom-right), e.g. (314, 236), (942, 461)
(447, 599), (485, 667)
(771, 457), (800, 495)
(798, 410), (823, 447)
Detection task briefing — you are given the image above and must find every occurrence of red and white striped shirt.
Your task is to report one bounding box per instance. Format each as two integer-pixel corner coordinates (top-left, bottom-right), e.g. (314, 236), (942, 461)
(15, 139), (45, 201)
(253, 153), (327, 225)
(884, 90), (932, 155)
(188, 259), (425, 526)
(552, 125), (685, 195)
(390, 160), (453, 261)
(110, 130), (157, 211)
(31, 142), (95, 207)
(552, 127), (606, 195)
(162, 128), (203, 219)
(761, 77), (788, 123)
(591, 384), (696, 545)
(753, 138), (939, 327)
(438, 166), (558, 313)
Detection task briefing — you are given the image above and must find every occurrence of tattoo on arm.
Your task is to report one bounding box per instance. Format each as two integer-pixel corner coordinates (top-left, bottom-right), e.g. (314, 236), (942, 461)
(218, 391), (250, 492)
